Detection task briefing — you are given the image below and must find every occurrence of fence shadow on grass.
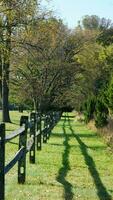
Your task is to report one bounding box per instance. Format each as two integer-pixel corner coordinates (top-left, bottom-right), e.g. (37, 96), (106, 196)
(67, 116), (112, 200)
(56, 115), (74, 200)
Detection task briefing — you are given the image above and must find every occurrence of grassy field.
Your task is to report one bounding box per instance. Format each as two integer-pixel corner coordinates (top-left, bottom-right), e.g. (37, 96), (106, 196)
(4, 112), (113, 199)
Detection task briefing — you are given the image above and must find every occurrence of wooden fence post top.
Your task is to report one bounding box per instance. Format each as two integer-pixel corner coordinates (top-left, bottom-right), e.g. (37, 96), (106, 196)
(20, 116), (28, 127)
(30, 112), (36, 122)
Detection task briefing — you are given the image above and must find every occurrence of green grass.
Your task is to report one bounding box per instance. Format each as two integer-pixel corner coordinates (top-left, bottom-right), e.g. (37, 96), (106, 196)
(0, 111), (29, 132)
(4, 112), (113, 199)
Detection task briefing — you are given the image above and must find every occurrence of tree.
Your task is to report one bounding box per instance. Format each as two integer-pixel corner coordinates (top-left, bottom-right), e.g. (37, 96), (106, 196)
(73, 16), (113, 127)
(0, 0), (37, 122)
(97, 28), (113, 46)
(81, 15), (112, 31)
(82, 15), (100, 30)
(10, 17), (81, 112)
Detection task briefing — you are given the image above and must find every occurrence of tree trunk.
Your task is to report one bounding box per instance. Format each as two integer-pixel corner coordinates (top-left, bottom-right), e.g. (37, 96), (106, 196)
(2, 52), (11, 122)
(2, 75), (11, 122)
(2, 13), (11, 122)
(0, 55), (2, 99)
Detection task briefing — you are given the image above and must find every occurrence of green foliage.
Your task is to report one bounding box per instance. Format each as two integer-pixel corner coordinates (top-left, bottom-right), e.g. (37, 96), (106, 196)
(82, 15), (100, 30)
(97, 28), (113, 46)
(83, 96), (96, 123)
(73, 17), (113, 127)
(11, 18), (78, 111)
(80, 15), (112, 31)
(94, 100), (108, 128)
(107, 76), (113, 110)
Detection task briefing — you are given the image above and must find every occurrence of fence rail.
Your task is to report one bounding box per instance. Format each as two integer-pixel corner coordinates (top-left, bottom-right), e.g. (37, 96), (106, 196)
(0, 111), (61, 200)
(4, 147), (25, 175)
(5, 126), (25, 143)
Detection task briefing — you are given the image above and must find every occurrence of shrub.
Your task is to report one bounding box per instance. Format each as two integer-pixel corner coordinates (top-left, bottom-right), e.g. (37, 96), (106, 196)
(94, 100), (108, 128)
(83, 96), (95, 123)
(107, 76), (113, 110)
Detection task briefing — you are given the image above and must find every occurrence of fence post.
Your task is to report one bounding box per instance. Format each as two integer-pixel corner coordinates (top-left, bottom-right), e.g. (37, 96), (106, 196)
(36, 112), (42, 150)
(43, 130), (47, 143)
(29, 113), (36, 164)
(0, 123), (5, 200)
(49, 112), (53, 137)
(42, 114), (47, 143)
(47, 114), (50, 139)
(18, 116), (28, 184)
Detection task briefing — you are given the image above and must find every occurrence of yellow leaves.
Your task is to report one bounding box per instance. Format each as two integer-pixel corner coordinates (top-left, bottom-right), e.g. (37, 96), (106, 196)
(98, 44), (113, 66)
(77, 41), (102, 67)
(98, 48), (107, 62)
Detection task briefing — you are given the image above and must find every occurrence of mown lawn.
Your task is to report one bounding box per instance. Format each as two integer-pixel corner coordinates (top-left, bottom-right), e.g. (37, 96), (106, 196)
(4, 112), (113, 199)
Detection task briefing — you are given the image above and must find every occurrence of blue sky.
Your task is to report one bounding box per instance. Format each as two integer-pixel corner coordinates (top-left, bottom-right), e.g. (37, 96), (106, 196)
(42, 0), (113, 28)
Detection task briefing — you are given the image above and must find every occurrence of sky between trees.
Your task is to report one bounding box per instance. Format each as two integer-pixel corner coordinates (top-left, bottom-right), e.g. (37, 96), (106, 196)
(41, 0), (113, 28)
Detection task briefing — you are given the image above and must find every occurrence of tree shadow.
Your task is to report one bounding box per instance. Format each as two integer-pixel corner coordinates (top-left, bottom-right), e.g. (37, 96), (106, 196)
(68, 116), (112, 200)
(77, 133), (97, 138)
(56, 115), (74, 200)
(88, 146), (107, 151)
(49, 143), (80, 149)
(53, 132), (73, 138)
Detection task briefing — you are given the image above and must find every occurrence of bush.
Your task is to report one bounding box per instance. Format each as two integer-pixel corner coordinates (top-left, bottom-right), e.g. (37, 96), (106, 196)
(83, 96), (95, 123)
(108, 76), (113, 110)
(94, 100), (108, 128)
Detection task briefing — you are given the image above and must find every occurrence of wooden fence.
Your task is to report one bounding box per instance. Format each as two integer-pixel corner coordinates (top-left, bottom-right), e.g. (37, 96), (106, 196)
(0, 111), (61, 200)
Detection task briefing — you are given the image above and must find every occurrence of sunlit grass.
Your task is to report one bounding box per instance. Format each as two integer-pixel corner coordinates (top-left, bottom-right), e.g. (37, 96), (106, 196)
(0, 111), (29, 133)
(4, 112), (113, 200)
